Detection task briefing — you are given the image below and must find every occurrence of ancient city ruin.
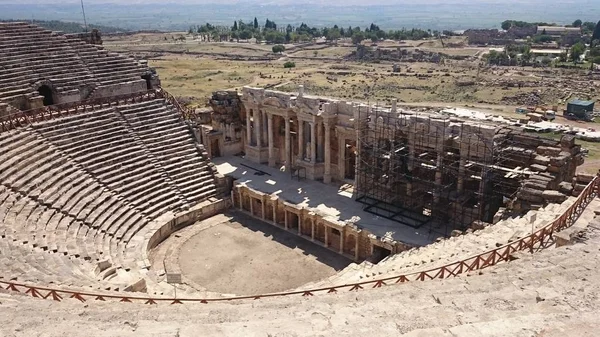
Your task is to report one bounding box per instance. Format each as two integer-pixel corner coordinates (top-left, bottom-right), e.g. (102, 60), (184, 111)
(201, 86), (587, 260)
(0, 20), (599, 336)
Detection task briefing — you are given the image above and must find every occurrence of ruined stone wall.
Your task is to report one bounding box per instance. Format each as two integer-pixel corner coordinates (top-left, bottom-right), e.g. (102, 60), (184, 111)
(350, 45), (444, 62)
(206, 86), (583, 227)
(234, 185), (412, 262)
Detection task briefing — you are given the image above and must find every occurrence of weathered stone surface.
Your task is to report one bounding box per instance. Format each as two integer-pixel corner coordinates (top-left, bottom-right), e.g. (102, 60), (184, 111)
(558, 181), (574, 194)
(542, 190), (567, 203)
(560, 134), (576, 148)
(536, 146), (561, 156)
(576, 173), (595, 184)
(530, 164), (547, 172)
(533, 155), (551, 166)
(517, 188), (544, 203)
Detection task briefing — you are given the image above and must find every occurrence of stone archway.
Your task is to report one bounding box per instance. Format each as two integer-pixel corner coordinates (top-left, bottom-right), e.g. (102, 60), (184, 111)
(37, 85), (55, 106)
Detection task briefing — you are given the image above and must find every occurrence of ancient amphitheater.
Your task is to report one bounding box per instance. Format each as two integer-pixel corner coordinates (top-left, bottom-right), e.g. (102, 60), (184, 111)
(1, 22), (600, 336)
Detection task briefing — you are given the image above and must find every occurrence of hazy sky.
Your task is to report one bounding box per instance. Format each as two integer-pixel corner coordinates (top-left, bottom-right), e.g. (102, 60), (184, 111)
(0, 0), (574, 4)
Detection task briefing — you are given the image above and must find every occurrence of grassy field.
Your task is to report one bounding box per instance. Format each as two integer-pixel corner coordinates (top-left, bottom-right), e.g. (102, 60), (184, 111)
(105, 34), (600, 171)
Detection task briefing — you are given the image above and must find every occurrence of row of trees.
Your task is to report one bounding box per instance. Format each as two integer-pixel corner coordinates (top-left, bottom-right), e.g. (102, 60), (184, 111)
(501, 19), (597, 35)
(189, 19), (435, 45)
(486, 41), (598, 66)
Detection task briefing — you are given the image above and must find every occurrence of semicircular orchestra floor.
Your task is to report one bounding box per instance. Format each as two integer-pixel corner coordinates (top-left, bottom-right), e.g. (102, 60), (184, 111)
(154, 211), (352, 295)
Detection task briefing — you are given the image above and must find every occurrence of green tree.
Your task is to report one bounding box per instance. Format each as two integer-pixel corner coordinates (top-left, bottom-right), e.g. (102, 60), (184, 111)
(326, 28), (341, 42)
(370, 32), (379, 43)
(283, 61), (295, 68)
(239, 29), (252, 41)
(582, 22), (596, 34)
(352, 31), (365, 45)
(533, 34), (553, 43)
(593, 20), (600, 45)
(233, 21), (238, 31)
(272, 44), (285, 54)
(570, 42), (586, 63)
(264, 30), (285, 44)
(572, 19), (582, 27)
(231, 30), (240, 42)
(254, 17), (259, 30)
(501, 20), (512, 30)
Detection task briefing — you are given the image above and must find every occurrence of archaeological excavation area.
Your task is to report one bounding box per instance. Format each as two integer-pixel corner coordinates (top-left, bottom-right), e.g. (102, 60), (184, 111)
(0, 21), (600, 336)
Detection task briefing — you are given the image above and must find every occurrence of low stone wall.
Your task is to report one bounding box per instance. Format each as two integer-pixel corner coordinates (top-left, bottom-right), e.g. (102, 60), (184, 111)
(233, 184), (412, 262)
(92, 80), (147, 99)
(142, 198), (231, 283)
(146, 198), (230, 252)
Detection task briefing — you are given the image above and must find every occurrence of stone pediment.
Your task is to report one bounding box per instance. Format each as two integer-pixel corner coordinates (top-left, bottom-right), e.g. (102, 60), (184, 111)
(263, 96), (287, 109)
(295, 99), (320, 114)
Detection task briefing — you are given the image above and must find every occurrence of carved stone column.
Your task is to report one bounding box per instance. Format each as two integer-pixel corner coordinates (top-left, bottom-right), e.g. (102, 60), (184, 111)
(256, 109), (262, 148)
(310, 121), (316, 164)
(324, 122), (332, 183)
(246, 110), (252, 146)
(298, 120), (304, 161)
(284, 115), (291, 171)
(268, 114), (275, 167)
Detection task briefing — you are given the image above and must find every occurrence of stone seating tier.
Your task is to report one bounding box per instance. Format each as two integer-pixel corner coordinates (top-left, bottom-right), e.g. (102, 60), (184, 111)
(0, 98), (217, 292)
(0, 22), (149, 104)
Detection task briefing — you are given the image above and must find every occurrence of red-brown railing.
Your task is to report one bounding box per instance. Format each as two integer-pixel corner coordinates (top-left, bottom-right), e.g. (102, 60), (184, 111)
(0, 89), (201, 133)
(155, 88), (199, 121)
(1, 176), (597, 305)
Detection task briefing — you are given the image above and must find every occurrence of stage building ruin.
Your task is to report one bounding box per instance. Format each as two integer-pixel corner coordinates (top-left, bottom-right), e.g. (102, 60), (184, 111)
(204, 86), (584, 240)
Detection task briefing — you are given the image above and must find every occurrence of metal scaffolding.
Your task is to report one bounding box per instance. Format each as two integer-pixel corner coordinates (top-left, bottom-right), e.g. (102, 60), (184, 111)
(354, 106), (534, 239)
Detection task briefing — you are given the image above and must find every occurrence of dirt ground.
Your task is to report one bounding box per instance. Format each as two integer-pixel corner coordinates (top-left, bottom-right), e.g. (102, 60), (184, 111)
(177, 211), (351, 295)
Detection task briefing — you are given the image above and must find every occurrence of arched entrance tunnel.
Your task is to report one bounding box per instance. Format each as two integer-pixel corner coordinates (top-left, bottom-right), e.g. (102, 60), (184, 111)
(37, 85), (54, 106)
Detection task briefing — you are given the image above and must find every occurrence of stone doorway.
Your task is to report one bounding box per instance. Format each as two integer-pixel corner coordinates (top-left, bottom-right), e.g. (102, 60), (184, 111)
(210, 138), (221, 158)
(344, 140), (357, 180)
(371, 245), (391, 263)
(288, 211), (299, 231)
(142, 74), (153, 90)
(37, 85), (54, 106)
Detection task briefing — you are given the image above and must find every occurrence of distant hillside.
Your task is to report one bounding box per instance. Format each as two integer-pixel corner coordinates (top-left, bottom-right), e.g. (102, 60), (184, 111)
(0, 19), (128, 34)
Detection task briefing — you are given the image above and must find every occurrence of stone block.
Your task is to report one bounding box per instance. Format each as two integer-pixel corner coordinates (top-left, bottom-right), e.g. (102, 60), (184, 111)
(530, 164), (547, 172)
(124, 279), (147, 292)
(547, 165), (562, 173)
(533, 155), (551, 166)
(560, 134), (576, 148)
(554, 231), (573, 247)
(536, 146), (561, 156)
(517, 188), (544, 203)
(523, 180), (548, 190)
(576, 173), (595, 184)
(542, 190), (567, 203)
(166, 272), (182, 284)
(470, 220), (491, 230)
(558, 181), (573, 194)
(549, 156), (567, 167)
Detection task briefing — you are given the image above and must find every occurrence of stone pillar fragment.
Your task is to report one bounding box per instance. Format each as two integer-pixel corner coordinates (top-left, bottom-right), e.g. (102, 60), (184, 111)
(256, 109), (262, 147)
(298, 120), (304, 161)
(310, 121), (316, 164)
(285, 116), (291, 171)
(268, 114), (275, 167)
(324, 122), (332, 183)
(246, 110), (252, 145)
